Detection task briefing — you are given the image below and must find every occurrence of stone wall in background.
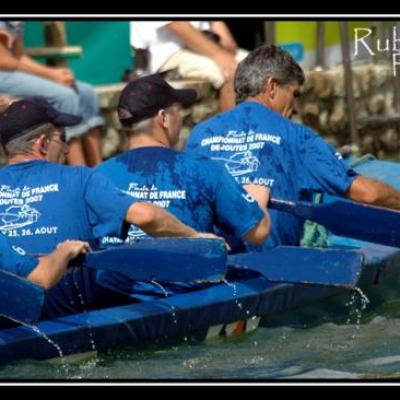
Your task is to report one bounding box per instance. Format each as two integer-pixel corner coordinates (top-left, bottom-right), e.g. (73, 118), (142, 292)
(97, 62), (400, 162)
(294, 62), (400, 160)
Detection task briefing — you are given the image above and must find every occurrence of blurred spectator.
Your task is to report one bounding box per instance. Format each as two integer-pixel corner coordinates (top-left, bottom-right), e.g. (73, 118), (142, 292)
(130, 21), (248, 111)
(0, 21), (103, 166)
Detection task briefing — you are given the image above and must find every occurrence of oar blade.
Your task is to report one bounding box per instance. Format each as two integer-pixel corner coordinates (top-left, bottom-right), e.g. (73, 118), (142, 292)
(270, 198), (400, 248)
(0, 269), (44, 324)
(83, 238), (227, 282)
(229, 247), (364, 288)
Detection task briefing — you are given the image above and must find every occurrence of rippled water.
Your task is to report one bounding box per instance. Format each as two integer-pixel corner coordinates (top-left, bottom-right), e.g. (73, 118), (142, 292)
(2, 287), (400, 382)
(3, 315), (400, 381)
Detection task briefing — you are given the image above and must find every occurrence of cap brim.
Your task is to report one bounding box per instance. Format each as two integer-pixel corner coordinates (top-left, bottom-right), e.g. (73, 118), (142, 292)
(174, 89), (198, 106)
(52, 112), (82, 127)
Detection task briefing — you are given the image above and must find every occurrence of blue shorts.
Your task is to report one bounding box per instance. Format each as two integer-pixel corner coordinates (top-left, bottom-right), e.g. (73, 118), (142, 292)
(0, 70), (104, 141)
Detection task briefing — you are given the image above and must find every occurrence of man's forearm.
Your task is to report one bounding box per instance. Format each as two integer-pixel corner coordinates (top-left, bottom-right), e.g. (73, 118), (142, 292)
(17, 54), (55, 80)
(0, 44), (20, 70)
(210, 21), (238, 53)
(348, 176), (400, 210)
(144, 206), (198, 237)
(28, 250), (69, 290)
(127, 202), (198, 238)
(372, 183), (400, 209)
(0, 36), (54, 80)
(166, 22), (228, 60)
(0, 47), (54, 80)
(27, 241), (90, 290)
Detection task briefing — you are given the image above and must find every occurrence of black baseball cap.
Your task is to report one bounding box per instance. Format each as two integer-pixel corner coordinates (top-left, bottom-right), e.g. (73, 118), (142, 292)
(118, 73), (198, 126)
(0, 97), (82, 145)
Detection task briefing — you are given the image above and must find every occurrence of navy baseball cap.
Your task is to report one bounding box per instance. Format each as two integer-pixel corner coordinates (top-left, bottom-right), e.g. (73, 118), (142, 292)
(118, 73), (197, 126)
(0, 97), (82, 145)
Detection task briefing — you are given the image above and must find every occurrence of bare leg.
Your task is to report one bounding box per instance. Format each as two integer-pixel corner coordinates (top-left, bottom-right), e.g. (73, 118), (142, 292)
(218, 77), (236, 112)
(67, 138), (87, 166)
(82, 128), (103, 167)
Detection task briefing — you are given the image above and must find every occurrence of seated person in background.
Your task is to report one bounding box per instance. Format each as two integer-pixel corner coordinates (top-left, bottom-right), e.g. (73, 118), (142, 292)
(187, 44), (400, 251)
(130, 20), (248, 111)
(0, 97), (213, 317)
(95, 74), (270, 304)
(0, 21), (103, 167)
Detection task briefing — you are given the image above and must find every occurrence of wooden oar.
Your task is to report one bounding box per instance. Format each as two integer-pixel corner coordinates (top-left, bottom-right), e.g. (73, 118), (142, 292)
(74, 238), (227, 282)
(0, 269), (45, 324)
(229, 247), (364, 288)
(270, 198), (400, 248)
(0, 238), (225, 325)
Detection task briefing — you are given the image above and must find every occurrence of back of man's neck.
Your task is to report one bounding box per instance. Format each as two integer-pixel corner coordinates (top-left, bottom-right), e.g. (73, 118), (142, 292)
(245, 97), (270, 108)
(128, 133), (170, 150)
(8, 154), (42, 165)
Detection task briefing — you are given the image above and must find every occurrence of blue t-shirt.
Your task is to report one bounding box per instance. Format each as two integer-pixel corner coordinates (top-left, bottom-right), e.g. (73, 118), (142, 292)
(96, 146), (264, 299)
(187, 101), (357, 249)
(0, 160), (136, 318)
(0, 232), (38, 278)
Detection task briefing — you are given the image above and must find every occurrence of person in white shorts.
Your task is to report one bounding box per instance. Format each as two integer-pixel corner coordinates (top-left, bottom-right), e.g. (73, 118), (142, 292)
(130, 21), (248, 111)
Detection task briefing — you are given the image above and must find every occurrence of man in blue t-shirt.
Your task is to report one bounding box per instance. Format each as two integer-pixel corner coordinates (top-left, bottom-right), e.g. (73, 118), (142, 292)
(187, 44), (400, 250)
(96, 74), (270, 302)
(0, 97), (214, 318)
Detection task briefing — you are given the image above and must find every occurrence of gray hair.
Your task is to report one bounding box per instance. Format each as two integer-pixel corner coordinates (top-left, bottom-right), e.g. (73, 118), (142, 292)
(121, 117), (154, 135)
(234, 45), (305, 103)
(119, 105), (177, 135)
(3, 123), (55, 156)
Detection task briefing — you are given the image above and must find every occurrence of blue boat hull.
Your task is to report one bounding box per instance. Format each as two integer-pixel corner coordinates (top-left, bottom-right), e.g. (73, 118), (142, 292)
(1, 156), (400, 366)
(0, 242), (398, 366)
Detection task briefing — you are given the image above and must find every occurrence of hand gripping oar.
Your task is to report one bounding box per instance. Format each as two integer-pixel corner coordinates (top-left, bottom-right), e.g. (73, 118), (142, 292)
(74, 238), (227, 282)
(270, 198), (400, 248)
(228, 247), (364, 288)
(0, 269), (45, 324)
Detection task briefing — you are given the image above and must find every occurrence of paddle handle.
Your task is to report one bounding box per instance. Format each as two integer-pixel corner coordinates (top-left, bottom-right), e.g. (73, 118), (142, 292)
(269, 198), (296, 213)
(269, 198), (317, 222)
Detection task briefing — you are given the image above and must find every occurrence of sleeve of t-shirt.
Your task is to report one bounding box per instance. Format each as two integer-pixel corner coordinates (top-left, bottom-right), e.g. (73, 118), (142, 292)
(84, 170), (137, 241)
(0, 234), (38, 278)
(212, 164), (265, 238)
(297, 126), (358, 196)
